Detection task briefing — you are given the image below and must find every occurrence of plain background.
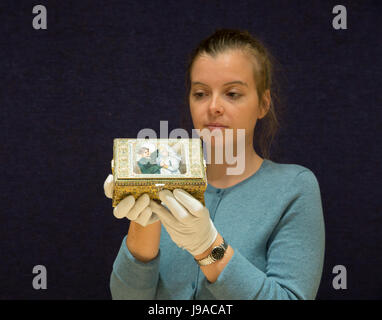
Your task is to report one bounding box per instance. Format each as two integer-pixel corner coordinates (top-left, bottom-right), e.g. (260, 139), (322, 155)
(0, 0), (381, 299)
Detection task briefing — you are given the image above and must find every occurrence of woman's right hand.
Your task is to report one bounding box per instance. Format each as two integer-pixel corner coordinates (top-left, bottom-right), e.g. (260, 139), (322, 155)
(104, 174), (162, 262)
(103, 174), (159, 226)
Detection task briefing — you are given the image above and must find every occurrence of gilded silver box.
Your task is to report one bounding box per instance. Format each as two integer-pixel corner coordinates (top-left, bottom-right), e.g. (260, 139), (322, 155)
(111, 138), (207, 207)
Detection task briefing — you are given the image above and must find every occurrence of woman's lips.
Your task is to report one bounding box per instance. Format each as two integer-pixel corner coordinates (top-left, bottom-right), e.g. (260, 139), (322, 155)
(206, 125), (228, 131)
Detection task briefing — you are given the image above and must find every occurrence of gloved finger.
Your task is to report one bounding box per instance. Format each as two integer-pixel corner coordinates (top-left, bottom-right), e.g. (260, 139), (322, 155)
(144, 212), (160, 226)
(104, 174), (114, 199)
(158, 189), (190, 222)
(173, 189), (205, 218)
(126, 193), (150, 220)
(113, 195), (135, 219)
(160, 201), (170, 211)
(135, 206), (153, 227)
(150, 199), (177, 226)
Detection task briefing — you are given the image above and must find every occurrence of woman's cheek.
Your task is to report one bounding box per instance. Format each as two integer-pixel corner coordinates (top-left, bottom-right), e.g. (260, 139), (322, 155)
(191, 106), (203, 122)
(190, 109), (203, 129)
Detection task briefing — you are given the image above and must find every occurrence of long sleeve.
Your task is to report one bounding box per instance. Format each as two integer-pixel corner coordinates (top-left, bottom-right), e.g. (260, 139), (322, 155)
(201, 170), (325, 300)
(109, 235), (161, 300)
(138, 158), (161, 174)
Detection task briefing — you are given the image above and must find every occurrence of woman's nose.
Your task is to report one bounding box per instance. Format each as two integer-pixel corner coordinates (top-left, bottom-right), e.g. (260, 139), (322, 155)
(208, 95), (224, 114)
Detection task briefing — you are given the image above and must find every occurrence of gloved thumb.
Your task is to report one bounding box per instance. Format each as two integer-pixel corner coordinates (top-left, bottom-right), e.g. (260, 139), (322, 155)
(104, 174), (114, 199)
(149, 199), (176, 226)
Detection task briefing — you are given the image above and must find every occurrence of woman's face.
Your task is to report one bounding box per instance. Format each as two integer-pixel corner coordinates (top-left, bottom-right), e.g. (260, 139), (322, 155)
(189, 49), (269, 148)
(143, 149), (150, 158)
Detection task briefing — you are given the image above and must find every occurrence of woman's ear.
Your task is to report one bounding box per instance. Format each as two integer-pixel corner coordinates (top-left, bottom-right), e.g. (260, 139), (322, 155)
(259, 89), (271, 119)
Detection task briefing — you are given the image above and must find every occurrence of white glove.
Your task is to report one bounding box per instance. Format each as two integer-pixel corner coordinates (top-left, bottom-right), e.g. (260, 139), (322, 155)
(150, 189), (218, 256)
(103, 174), (159, 227)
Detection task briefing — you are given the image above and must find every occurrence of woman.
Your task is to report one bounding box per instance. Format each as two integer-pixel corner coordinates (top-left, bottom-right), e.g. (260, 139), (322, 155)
(136, 146), (161, 174)
(156, 144), (182, 175)
(104, 29), (325, 300)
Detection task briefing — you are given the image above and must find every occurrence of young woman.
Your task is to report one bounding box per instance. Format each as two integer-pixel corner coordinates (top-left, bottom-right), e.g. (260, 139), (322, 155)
(104, 29), (325, 300)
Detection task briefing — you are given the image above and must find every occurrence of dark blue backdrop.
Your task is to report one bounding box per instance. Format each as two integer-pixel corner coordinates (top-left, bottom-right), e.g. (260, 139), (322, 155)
(1, 0), (381, 299)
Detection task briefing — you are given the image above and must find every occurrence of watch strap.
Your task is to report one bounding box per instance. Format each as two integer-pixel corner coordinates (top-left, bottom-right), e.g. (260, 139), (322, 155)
(195, 238), (228, 266)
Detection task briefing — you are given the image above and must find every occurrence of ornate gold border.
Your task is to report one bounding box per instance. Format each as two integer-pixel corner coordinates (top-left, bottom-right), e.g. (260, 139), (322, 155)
(111, 138), (207, 207)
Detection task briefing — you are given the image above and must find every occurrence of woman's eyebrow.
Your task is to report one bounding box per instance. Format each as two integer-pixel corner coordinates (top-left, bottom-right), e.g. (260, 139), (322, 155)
(191, 81), (248, 87)
(224, 81), (248, 87)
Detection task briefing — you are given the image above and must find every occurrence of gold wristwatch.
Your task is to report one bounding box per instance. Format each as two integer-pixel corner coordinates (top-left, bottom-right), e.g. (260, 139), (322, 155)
(195, 238), (228, 266)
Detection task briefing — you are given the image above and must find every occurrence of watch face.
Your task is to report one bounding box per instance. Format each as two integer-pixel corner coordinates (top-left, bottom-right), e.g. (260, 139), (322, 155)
(211, 246), (225, 260)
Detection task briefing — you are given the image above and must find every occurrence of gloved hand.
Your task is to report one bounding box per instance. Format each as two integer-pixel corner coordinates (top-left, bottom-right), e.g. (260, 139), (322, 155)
(103, 174), (159, 227)
(150, 188), (218, 256)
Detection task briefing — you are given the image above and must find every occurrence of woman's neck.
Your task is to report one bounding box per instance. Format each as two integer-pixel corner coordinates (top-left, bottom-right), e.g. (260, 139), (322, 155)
(206, 144), (263, 189)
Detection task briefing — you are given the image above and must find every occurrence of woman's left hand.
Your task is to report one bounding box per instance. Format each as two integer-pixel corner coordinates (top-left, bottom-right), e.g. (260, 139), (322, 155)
(150, 189), (218, 257)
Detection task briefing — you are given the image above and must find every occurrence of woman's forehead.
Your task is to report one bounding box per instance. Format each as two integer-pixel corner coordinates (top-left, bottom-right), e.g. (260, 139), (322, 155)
(191, 51), (255, 86)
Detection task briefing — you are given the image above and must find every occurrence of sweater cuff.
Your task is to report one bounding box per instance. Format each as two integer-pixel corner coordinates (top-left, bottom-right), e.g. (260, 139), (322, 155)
(112, 235), (161, 290)
(202, 248), (266, 300)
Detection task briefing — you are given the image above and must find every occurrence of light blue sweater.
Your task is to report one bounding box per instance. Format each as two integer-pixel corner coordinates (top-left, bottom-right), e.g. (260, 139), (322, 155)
(110, 159), (325, 300)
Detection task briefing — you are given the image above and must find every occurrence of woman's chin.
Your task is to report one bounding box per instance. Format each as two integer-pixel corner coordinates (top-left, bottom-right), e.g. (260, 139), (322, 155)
(202, 137), (225, 150)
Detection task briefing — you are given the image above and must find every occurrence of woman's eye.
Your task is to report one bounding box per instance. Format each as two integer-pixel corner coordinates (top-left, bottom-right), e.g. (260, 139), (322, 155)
(192, 92), (241, 99)
(192, 92), (205, 99)
(227, 92), (241, 99)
